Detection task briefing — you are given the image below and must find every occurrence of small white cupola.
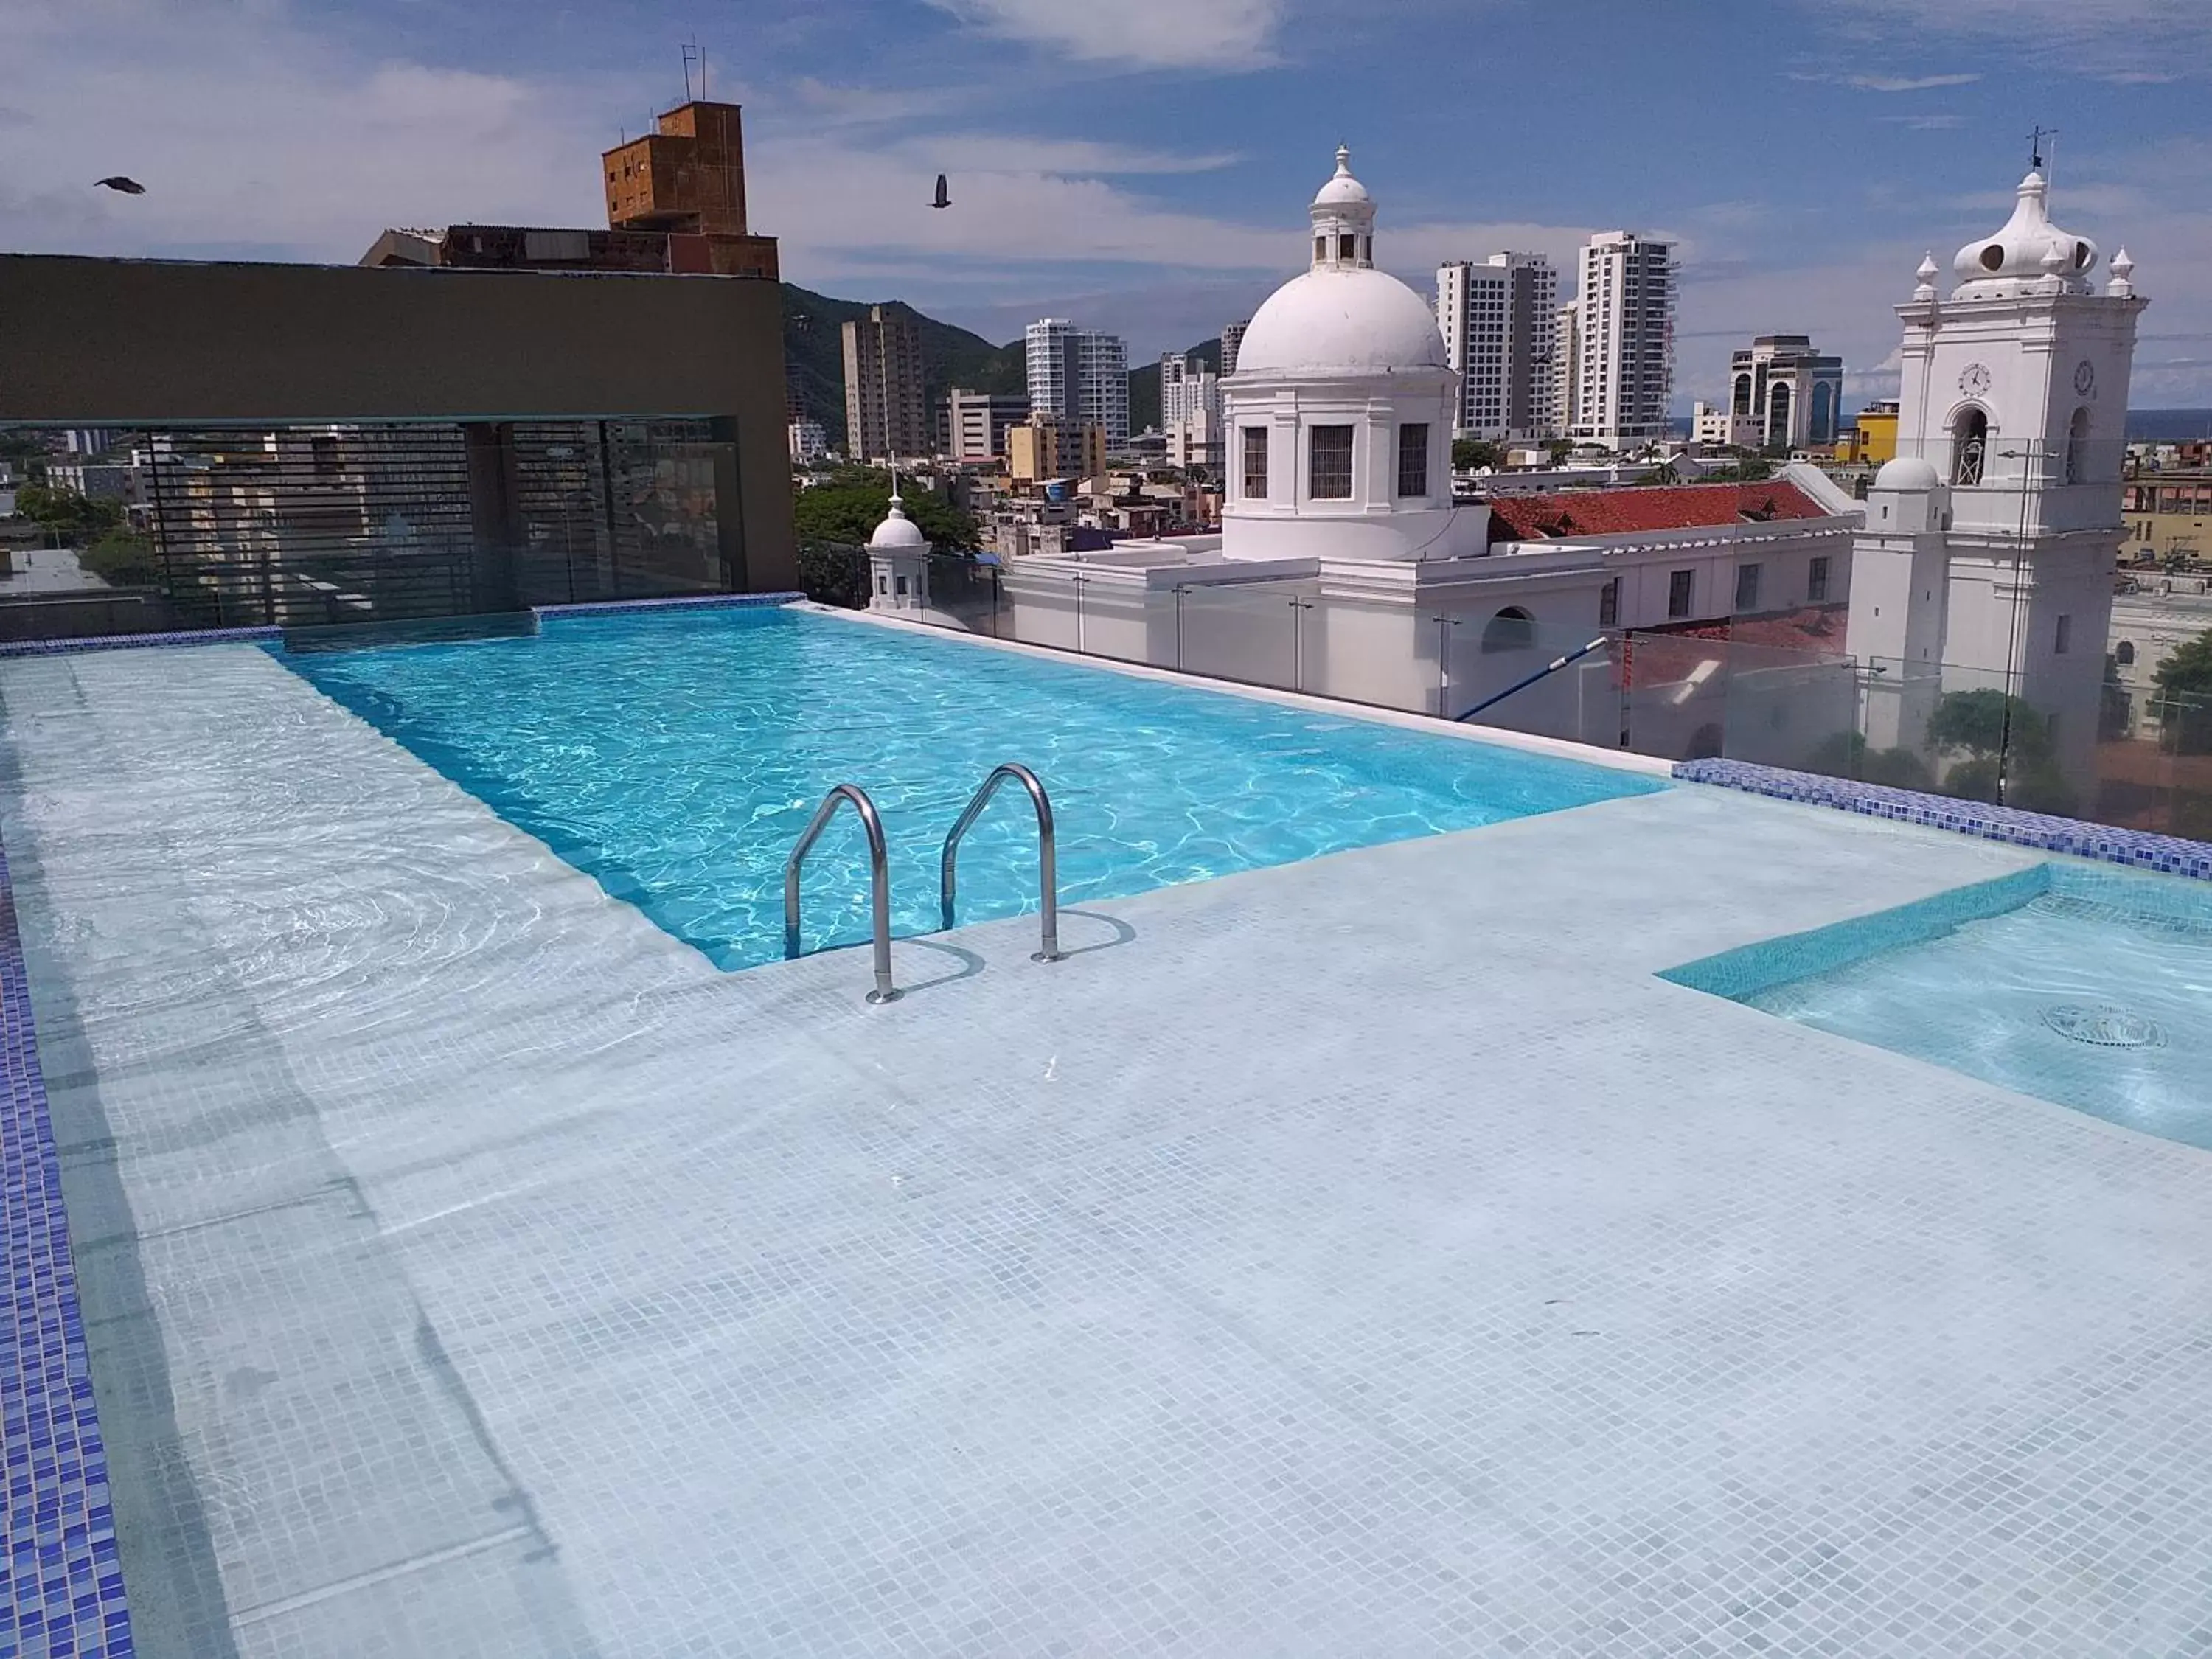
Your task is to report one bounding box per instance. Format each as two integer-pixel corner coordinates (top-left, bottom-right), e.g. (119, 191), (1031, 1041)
(1951, 170), (2098, 297)
(1309, 144), (1376, 272)
(867, 486), (928, 552)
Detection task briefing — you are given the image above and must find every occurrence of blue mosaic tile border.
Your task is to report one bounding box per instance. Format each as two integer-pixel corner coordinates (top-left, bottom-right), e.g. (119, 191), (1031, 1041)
(531, 591), (805, 619)
(0, 626), (279, 660)
(1676, 757), (2212, 882)
(0, 844), (132, 1658)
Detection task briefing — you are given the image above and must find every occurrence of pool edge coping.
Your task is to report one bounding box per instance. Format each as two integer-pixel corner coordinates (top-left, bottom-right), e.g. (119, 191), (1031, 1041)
(0, 591), (809, 658)
(793, 602), (1679, 781)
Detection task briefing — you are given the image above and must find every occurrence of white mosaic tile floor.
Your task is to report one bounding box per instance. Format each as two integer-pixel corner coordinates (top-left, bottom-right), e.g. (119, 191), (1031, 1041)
(7, 643), (2212, 1657)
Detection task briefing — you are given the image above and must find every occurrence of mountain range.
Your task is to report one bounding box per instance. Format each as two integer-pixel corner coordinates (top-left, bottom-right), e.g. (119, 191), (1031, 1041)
(779, 283), (1224, 451)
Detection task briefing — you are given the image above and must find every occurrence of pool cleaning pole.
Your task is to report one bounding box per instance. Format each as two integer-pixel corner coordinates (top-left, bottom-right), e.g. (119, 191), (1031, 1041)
(1454, 636), (1610, 723)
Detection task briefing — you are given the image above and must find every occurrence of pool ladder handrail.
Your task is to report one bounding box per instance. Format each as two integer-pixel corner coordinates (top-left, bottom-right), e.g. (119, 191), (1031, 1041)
(941, 762), (1065, 964)
(784, 782), (900, 1004)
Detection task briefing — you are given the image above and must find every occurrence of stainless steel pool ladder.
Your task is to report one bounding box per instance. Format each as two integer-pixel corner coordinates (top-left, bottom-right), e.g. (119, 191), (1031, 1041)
(942, 762), (1065, 964)
(784, 783), (899, 1004)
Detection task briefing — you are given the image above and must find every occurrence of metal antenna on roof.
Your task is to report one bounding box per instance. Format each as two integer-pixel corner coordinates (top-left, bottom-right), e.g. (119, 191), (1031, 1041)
(2029, 124), (2059, 178)
(682, 38), (698, 102)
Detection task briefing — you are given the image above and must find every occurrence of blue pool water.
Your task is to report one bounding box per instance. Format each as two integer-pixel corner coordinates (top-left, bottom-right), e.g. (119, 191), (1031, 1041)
(1666, 864), (2212, 1148)
(277, 605), (1661, 969)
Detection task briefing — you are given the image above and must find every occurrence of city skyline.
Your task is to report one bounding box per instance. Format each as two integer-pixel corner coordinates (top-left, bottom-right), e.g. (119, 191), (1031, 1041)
(5, 0), (2211, 408)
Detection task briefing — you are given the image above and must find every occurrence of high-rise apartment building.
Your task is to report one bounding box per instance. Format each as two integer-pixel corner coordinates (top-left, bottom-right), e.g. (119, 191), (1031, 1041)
(1161, 352), (1222, 468)
(1569, 232), (1675, 450)
(943, 389), (1029, 463)
(1220, 321), (1249, 379)
(1026, 319), (1129, 452)
(1551, 302), (1582, 439)
(1436, 253), (1559, 440)
(1007, 416), (1105, 483)
(1728, 335), (1844, 450)
(841, 305), (928, 461)
(788, 420), (828, 465)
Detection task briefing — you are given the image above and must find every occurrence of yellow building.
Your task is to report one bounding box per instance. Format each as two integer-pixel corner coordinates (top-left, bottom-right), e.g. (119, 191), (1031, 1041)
(2121, 471), (2212, 563)
(1007, 417), (1105, 484)
(1835, 400), (1899, 466)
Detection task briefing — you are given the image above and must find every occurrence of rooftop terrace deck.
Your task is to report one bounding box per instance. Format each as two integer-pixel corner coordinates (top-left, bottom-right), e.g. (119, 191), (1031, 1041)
(4, 641), (2211, 1656)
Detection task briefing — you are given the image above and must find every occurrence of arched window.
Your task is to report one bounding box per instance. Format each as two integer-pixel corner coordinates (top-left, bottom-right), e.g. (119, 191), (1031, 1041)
(1810, 381), (1836, 445)
(1731, 374), (1753, 417)
(2065, 406), (2091, 485)
(1951, 406), (1989, 487)
(1481, 606), (1537, 654)
(1766, 383), (1792, 449)
(2115, 640), (2137, 667)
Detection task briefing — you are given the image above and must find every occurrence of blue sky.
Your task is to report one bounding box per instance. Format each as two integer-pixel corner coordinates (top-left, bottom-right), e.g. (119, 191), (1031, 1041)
(7, 0), (2211, 408)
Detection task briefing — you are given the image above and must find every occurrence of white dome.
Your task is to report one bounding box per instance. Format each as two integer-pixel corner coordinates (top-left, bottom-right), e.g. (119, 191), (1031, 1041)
(1234, 268), (1447, 377)
(1874, 456), (1942, 493)
(1952, 170), (2098, 293)
(867, 494), (928, 550)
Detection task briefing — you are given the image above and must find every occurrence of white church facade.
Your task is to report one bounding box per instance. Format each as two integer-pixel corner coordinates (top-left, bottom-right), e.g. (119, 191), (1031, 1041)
(874, 147), (1860, 738)
(866, 149), (2145, 793)
(1847, 167), (2144, 796)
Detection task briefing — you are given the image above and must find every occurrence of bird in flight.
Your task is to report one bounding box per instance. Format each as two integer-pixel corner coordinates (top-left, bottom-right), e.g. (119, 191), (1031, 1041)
(95, 176), (146, 195)
(931, 173), (950, 210)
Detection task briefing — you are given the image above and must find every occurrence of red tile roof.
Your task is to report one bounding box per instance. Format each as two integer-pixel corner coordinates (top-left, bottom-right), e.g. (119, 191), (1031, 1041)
(1649, 604), (1851, 653)
(1485, 481), (1830, 543)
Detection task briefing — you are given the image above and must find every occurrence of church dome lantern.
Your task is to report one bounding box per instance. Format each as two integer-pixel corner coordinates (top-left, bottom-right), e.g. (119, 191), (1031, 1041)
(1951, 170), (2098, 296)
(1233, 145), (1449, 380)
(1308, 144), (1376, 271)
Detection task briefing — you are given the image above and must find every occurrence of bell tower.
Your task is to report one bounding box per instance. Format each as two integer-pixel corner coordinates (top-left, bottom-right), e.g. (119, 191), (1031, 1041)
(1846, 164), (2146, 796)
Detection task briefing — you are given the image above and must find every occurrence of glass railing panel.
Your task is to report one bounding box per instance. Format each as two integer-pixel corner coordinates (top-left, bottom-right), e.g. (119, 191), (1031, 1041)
(998, 560), (1082, 653)
(1442, 615), (1621, 745)
(1295, 591), (1439, 714)
(1174, 580), (1308, 692)
(916, 552), (1003, 638)
(1715, 638), (1862, 776)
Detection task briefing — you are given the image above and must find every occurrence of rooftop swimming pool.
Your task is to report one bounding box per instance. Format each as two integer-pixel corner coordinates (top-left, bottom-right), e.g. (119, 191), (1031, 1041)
(1665, 863), (2212, 1147)
(279, 604), (1663, 969)
(10, 631), (2212, 1656)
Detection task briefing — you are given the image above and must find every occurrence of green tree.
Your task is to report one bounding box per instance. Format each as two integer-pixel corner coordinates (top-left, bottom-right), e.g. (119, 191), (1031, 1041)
(1804, 730), (1934, 790)
(1926, 688), (2074, 815)
(77, 526), (159, 588)
(0, 430), (47, 481)
(1702, 457), (1774, 483)
(790, 468), (979, 551)
(1451, 439), (1503, 472)
(15, 484), (123, 543)
(2152, 627), (2212, 753)
(1543, 439), (1573, 465)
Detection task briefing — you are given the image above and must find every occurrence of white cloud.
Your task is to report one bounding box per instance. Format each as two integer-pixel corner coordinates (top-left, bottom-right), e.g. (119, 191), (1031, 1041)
(925, 0), (1288, 69)
(0, 1), (625, 260)
(1807, 0), (2212, 80)
(925, 136), (1242, 176)
(1844, 72), (1980, 92)
(1877, 114), (1968, 131)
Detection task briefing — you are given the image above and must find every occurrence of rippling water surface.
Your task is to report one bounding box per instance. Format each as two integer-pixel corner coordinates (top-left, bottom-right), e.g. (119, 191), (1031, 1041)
(279, 607), (1662, 968)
